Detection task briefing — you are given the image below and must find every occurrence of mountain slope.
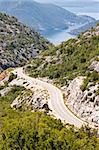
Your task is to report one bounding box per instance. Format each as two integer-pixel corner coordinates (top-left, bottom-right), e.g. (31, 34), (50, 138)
(26, 25), (99, 127)
(0, 0), (96, 36)
(0, 13), (51, 72)
(70, 20), (99, 35)
(26, 25), (99, 83)
(25, 25), (99, 127)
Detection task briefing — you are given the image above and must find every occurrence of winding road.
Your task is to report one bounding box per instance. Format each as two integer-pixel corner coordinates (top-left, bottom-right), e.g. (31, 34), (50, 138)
(13, 67), (85, 128)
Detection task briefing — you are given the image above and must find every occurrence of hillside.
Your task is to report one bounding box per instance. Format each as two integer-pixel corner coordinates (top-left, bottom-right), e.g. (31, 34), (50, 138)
(0, 75), (99, 149)
(0, 13), (51, 72)
(26, 25), (99, 127)
(26, 25), (99, 84)
(0, 0), (96, 36)
(0, 14), (99, 149)
(70, 20), (99, 35)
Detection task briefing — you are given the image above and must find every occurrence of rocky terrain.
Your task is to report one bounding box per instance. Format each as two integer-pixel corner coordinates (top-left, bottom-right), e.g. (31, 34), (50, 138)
(0, 68), (50, 111)
(26, 24), (99, 84)
(62, 57), (99, 127)
(65, 76), (99, 128)
(89, 58), (99, 72)
(10, 77), (50, 112)
(0, 12), (99, 129)
(26, 25), (99, 128)
(0, 72), (50, 112)
(0, 13), (51, 72)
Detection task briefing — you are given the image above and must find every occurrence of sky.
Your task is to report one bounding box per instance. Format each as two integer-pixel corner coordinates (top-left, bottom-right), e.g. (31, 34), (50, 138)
(0, 0), (99, 2)
(35, 0), (99, 2)
(0, 0), (99, 1)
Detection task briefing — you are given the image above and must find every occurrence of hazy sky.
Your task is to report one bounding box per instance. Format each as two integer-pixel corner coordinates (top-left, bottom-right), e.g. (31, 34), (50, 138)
(0, 0), (99, 2)
(0, 0), (99, 1)
(35, 0), (99, 2)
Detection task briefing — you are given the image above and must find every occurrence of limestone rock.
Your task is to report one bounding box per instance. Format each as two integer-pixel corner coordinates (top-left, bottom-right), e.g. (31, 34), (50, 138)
(66, 76), (99, 128)
(10, 78), (50, 112)
(89, 60), (99, 72)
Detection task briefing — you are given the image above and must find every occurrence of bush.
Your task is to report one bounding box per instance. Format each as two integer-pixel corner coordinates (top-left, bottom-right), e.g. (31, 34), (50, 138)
(81, 78), (89, 91)
(90, 71), (99, 82)
(0, 111), (98, 150)
(8, 73), (17, 82)
(81, 71), (99, 91)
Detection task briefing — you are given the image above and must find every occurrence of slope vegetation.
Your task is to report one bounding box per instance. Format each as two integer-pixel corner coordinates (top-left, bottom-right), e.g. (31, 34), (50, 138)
(0, 13), (51, 72)
(0, 87), (99, 149)
(27, 25), (99, 86)
(26, 25), (99, 127)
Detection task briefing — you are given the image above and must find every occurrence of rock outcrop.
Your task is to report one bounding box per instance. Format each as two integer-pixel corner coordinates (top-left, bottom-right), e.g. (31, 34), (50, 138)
(9, 78), (50, 112)
(89, 59), (99, 72)
(11, 89), (50, 112)
(66, 77), (99, 128)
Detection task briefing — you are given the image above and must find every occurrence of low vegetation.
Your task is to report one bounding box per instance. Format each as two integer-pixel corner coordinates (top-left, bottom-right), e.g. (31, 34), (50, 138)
(0, 14), (99, 149)
(26, 25), (99, 86)
(0, 73), (17, 91)
(0, 86), (99, 149)
(81, 71), (99, 91)
(0, 85), (25, 103)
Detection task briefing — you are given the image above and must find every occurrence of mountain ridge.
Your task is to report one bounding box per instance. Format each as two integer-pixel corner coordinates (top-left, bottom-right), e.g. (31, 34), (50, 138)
(0, 0), (96, 36)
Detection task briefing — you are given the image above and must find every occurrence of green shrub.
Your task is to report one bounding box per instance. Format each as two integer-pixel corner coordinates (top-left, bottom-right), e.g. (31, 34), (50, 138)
(0, 85), (25, 103)
(8, 73), (17, 82)
(27, 29), (99, 86)
(81, 71), (99, 91)
(81, 78), (89, 91)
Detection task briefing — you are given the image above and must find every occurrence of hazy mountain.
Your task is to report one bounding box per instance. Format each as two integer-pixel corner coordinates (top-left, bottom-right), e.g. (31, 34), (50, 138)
(34, 0), (99, 6)
(0, 0), (96, 36)
(70, 20), (99, 35)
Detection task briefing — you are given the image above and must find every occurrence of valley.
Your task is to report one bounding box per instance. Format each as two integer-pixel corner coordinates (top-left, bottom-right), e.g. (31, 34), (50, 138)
(0, 2), (99, 149)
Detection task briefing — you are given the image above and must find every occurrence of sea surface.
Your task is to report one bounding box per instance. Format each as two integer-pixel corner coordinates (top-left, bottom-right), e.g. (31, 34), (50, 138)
(46, 30), (75, 45)
(46, 26), (77, 45)
(46, 4), (99, 45)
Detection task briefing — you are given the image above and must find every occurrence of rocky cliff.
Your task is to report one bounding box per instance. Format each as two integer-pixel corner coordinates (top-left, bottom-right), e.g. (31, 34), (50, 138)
(66, 75), (99, 128)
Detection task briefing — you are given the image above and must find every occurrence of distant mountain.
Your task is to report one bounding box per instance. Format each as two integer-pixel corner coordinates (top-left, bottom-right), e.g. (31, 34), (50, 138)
(79, 15), (96, 23)
(0, 0), (96, 36)
(46, 0), (99, 7)
(70, 20), (99, 35)
(0, 13), (51, 72)
(70, 15), (97, 35)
